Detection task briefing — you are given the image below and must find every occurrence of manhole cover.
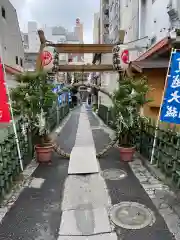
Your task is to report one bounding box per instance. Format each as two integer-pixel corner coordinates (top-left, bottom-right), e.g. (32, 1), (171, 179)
(101, 169), (127, 180)
(110, 202), (155, 229)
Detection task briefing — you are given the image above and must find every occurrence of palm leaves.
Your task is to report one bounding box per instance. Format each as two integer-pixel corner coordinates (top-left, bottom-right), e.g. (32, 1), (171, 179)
(11, 71), (56, 118)
(112, 76), (151, 146)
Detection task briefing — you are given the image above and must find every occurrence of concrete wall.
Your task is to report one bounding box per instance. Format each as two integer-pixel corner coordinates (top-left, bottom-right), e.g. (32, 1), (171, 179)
(99, 0), (118, 106)
(93, 12), (100, 44)
(6, 73), (18, 89)
(123, 0), (180, 48)
(100, 0), (110, 44)
(24, 52), (38, 71)
(99, 53), (118, 107)
(0, 0), (24, 70)
(119, 0), (139, 43)
(141, 0), (169, 43)
(109, 0), (120, 43)
(27, 21), (40, 53)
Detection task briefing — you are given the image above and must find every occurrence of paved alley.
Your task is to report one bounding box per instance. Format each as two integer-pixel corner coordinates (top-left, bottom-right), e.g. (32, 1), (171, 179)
(0, 105), (179, 239)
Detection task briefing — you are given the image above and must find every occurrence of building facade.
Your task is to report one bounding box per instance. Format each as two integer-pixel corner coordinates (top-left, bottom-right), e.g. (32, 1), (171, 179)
(98, 0), (120, 107)
(74, 18), (84, 43)
(0, 0), (24, 88)
(93, 12), (100, 44)
(109, 0), (120, 43)
(22, 20), (83, 72)
(100, 0), (110, 44)
(121, 0), (180, 59)
(98, 0), (180, 108)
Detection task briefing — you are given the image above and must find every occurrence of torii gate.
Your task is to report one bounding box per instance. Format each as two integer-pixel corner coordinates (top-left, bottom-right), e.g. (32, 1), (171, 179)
(36, 30), (116, 72)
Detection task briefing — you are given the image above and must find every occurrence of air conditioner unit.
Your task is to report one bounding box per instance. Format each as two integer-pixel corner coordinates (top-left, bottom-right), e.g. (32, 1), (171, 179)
(167, 0), (178, 20)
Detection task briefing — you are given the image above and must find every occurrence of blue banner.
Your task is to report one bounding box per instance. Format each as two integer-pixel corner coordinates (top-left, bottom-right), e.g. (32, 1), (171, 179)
(160, 51), (180, 124)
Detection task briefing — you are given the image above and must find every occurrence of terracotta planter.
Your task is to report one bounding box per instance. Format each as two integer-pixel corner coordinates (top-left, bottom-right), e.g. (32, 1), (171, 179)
(118, 146), (135, 162)
(35, 144), (54, 163)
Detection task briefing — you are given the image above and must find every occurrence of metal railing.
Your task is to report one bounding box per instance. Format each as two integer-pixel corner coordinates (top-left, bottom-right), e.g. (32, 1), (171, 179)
(98, 104), (180, 188)
(0, 104), (69, 200)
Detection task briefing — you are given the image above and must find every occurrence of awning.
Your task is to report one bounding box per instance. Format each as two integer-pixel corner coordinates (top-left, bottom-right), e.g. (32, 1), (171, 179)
(5, 65), (22, 74)
(131, 59), (169, 72)
(135, 37), (171, 61)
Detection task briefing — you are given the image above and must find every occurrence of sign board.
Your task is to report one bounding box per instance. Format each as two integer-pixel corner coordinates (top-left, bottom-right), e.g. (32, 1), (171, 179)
(160, 50), (180, 124)
(0, 62), (11, 123)
(41, 46), (54, 70)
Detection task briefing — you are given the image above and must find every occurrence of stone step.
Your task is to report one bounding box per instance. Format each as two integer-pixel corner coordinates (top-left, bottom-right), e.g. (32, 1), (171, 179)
(61, 174), (110, 211)
(59, 208), (112, 236)
(58, 233), (117, 239)
(68, 146), (99, 174)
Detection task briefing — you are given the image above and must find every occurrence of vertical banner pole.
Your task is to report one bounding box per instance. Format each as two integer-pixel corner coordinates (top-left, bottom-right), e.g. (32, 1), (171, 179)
(150, 48), (175, 164)
(0, 45), (23, 171)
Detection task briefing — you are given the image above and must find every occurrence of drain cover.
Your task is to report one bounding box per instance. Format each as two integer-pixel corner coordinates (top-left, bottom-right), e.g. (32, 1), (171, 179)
(110, 202), (155, 229)
(102, 169), (127, 180)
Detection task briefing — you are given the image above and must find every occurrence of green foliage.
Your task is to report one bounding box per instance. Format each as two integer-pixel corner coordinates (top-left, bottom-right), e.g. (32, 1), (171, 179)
(71, 86), (78, 94)
(58, 87), (69, 95)
(111, 76), (151, 146)
(92, 104), (98, 112)
(11, 71), (57, 138)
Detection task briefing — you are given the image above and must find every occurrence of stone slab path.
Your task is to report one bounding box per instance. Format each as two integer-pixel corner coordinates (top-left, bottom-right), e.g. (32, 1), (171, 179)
(0, 105), (179, 239)
(60, 105), (115, 239)
(68, 105), (98, 174)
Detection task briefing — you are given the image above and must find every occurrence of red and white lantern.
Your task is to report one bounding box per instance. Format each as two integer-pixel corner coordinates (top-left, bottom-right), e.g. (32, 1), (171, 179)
(112, 44), (129, 71)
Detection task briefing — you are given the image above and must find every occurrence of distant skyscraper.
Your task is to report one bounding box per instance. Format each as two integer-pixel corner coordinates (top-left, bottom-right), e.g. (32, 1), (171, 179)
(93, 13), (100, 44)
(74, 18), (84, 43)
(72, 18), (84, 62)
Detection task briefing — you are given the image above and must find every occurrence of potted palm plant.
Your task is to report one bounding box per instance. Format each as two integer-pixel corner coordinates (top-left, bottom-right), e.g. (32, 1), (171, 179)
(11, 71), (57, 164)
(112, 76), (151, 162)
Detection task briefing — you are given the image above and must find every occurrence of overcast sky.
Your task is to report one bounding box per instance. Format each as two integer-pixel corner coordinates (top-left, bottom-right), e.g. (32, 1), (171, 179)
(10, 0), (100, 43)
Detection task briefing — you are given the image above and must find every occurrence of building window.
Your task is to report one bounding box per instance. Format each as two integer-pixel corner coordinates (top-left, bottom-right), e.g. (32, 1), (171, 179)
(15, 56), (19, 65)
(1, 7), (6, 19)
(20, 58), (23, 67)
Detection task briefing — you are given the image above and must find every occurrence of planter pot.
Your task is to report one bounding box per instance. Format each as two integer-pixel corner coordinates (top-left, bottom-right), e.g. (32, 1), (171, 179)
(118, 146), (135, 162)
(35, 144), (54, 163)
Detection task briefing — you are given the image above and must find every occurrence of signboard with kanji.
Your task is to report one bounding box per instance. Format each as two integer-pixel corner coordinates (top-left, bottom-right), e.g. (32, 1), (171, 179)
(160, 50), (180, 124)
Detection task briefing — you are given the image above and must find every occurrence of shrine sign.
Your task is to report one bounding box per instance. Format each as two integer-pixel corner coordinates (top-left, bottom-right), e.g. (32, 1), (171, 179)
(160, 50), (180, 124)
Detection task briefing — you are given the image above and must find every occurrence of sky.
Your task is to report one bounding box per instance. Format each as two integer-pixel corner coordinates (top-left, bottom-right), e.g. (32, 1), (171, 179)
(9, 0), (100, 43)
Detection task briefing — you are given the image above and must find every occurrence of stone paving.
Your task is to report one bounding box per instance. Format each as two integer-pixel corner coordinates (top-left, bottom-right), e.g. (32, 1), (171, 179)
(0, 105), (179, 239)
(130, 158), (180, 239)
(68, 105), (98, 174)
(59, 105), (115, 239)
(89, 110), (178, 240)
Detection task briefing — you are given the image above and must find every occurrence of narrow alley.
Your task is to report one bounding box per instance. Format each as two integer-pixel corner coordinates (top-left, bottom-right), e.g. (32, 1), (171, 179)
(0, 105), (179, 240)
